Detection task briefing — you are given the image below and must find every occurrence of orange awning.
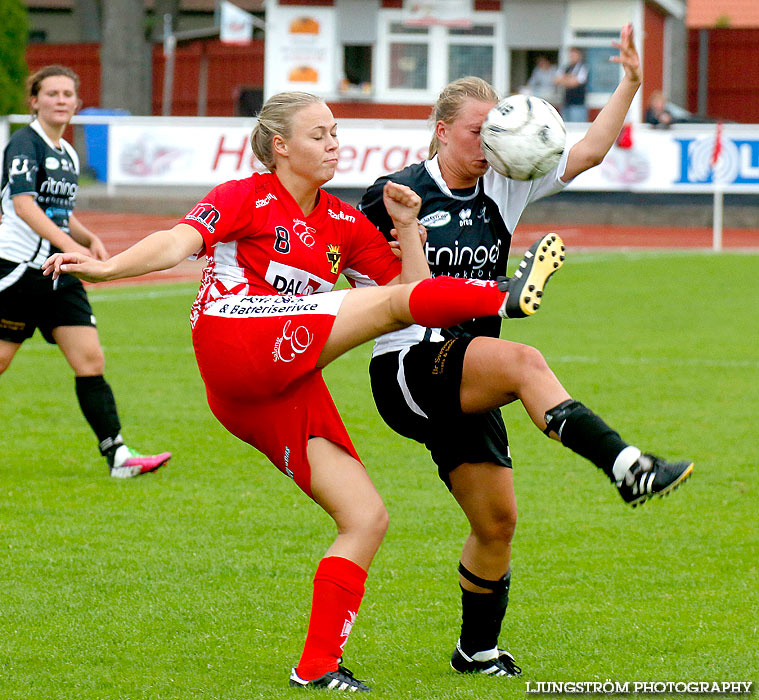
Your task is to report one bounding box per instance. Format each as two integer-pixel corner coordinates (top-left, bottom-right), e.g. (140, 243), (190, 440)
(687, 0), (759, 28)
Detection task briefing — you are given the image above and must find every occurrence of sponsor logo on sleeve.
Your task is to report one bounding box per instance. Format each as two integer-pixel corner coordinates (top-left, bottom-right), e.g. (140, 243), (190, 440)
(186, 202), (221, 233)
(9, 156), (33, 183)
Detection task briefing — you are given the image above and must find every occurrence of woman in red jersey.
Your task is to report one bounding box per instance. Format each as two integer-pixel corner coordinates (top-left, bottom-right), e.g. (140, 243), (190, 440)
(43, 91), (554, 692)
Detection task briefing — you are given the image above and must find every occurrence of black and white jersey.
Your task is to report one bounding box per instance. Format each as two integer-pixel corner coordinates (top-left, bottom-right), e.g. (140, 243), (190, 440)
(359, 153), (569, 355)
(0, 120), (80, 269)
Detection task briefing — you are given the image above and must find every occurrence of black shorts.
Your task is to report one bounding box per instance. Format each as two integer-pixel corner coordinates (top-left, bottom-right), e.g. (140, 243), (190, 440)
(369, 337), (511, 489)
(0, 259), (96, 344)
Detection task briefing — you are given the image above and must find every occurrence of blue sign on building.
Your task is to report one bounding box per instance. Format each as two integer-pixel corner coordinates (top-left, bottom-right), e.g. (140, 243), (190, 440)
(674, 136), (759, 186)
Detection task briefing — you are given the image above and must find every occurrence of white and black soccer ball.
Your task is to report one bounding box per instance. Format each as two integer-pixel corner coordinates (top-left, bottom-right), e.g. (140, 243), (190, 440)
(481, 94), (566, 180)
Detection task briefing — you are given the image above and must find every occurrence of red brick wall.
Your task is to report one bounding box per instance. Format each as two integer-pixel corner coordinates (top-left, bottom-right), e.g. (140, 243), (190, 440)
(26, 43), (102, 112)
(688, 28), (759, 122)
(152, 39), (265, 116)
(643, 1), (666, 105)
(26, 39), (265, 117)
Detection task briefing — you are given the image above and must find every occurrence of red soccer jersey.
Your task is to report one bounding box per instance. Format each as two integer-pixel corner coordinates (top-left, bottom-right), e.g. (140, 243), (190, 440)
(180, 172), (401, 313)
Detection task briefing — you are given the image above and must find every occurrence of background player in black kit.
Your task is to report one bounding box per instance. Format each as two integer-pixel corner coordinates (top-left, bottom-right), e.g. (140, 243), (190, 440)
(0, 65), (170, 478)
(360, 25), (692, 677)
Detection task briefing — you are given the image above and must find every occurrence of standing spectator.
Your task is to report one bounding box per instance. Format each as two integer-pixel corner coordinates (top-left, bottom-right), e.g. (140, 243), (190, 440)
(0, 65), (171, 478)
(555, 47), (589, 121)
(645, 90), (674, 128)
(43, 90), (556, 692)
(525, 55), (559, 109)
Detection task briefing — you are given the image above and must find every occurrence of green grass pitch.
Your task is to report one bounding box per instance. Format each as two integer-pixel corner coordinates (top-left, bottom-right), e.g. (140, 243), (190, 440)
(1, 251), (757, 699)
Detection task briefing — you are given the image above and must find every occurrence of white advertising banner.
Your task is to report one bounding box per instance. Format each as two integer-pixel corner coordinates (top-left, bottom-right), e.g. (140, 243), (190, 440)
(263, 4), (336, 98)
(106, 120), (759, 193)
(107, 122), (430, 187)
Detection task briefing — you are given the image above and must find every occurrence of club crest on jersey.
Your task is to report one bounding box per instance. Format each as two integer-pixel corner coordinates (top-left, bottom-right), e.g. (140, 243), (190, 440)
(186, 202), (221, 233)
(326, 244), (341, 274)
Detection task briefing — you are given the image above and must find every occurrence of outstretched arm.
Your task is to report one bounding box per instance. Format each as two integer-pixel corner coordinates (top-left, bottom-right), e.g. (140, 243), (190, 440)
(381, 181), (428, 284)
(562, 23), (641, 182)
(43, 223), (204, 282)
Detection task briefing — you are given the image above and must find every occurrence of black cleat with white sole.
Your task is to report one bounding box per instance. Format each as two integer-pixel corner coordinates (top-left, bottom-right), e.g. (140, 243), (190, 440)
(450, 641), (522, 677)
(497, 233), (565, 318)
(617, 454), (694, 507)
(289, 664), (371, 692)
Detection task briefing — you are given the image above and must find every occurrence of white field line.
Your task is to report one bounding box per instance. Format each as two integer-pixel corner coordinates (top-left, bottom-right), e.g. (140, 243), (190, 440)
(22, 343), (194, 354)
(87, 286), (196, 302)
(544, 249), (759, 263)
(548, 354), (759, 369)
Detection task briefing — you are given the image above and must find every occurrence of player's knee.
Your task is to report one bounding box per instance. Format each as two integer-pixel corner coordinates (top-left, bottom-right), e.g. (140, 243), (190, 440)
(474, 506), (517, 546)
(515, 343), (550, 374)
(0, 353), (12, 374)
(498, 343), (550, 388)
(342, 499), (389, 544)
(74, 347), (106, 375)
(363, 502), (389, 543)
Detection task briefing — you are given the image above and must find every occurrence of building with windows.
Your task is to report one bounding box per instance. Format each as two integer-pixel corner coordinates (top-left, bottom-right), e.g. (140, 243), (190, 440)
(21, 0), (759, 122)
(263, 0), (688, 122)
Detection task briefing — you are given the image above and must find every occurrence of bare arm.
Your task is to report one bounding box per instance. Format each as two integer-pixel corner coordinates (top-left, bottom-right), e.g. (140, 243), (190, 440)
(381, 181), (428, 285)
(13, 194), (91, 256)
(562, 23), (642, 182)
(43, 223), (204, 283)
(69, 213), (108, 261)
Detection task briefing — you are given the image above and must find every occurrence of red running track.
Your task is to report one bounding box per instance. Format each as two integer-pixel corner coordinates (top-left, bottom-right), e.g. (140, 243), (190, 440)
(76, 210), (759, 287)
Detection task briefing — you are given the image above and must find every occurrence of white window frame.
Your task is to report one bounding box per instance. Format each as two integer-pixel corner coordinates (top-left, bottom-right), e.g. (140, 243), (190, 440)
(375, 10), (505, 104)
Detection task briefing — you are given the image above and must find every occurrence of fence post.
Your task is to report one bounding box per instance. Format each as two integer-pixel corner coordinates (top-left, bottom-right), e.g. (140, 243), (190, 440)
(0, 117), (9, 156)
(712, 183), (723, 252)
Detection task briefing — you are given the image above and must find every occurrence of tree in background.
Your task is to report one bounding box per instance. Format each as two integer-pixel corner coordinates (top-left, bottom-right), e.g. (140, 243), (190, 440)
(101, 0), (151, 114)
(0, 0), (29, 115)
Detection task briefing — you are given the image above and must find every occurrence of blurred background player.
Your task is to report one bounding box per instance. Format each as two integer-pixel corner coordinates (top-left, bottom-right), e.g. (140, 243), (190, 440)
(43, 90), (555, 692)
(0, 65), (171, 478)
(359, 25), (692, 678)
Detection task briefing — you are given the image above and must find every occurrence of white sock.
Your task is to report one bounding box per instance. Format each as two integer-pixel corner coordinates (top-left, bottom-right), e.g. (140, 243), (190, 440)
(612, 446), (642, 482)
(470, 646), (500, 662)
(112, 444), (131, 468)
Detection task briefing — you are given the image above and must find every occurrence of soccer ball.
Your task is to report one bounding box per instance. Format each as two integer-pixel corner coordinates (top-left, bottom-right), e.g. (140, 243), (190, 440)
(481, 94), (566, 180)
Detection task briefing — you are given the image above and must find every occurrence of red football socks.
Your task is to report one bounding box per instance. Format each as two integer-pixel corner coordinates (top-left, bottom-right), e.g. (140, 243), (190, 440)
(295, 556), (367, 681)
(407, 276), (505, 328)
